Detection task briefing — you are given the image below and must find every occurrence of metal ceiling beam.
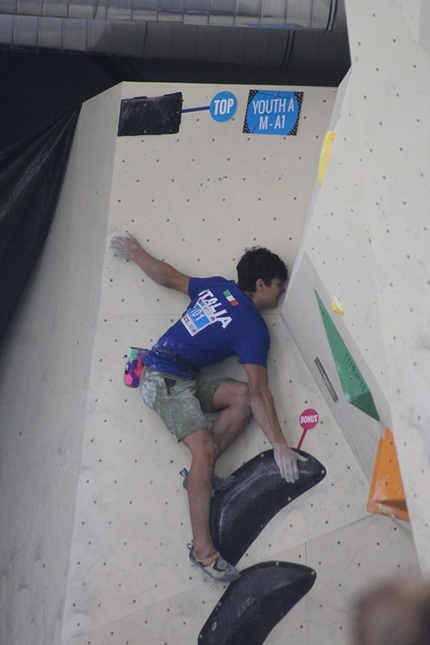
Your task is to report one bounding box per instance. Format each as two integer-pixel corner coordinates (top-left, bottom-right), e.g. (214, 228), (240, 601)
(0, 0), (347, 64)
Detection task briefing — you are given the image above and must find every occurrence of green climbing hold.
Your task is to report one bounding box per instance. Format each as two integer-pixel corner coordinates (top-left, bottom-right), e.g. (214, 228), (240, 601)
(315, 291), (380, 421)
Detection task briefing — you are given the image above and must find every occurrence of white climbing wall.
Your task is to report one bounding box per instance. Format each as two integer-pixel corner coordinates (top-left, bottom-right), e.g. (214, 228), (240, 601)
(59, 81), (346, 645)
(0, 6), (426, 641)
(61, 79), (416, 645)
(283, 0), (430, 574)
(283, 68), (389, 485)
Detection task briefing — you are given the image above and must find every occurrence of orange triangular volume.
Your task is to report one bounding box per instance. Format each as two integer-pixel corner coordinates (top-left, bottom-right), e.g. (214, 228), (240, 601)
(367, 427), (409, 521)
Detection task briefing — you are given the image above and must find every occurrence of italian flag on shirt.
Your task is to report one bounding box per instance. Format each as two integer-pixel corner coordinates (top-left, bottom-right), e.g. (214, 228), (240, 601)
(223, 289), (239, 306)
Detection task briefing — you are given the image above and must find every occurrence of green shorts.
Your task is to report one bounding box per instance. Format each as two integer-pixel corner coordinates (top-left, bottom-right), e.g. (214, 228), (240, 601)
(140, 368), (225, 441)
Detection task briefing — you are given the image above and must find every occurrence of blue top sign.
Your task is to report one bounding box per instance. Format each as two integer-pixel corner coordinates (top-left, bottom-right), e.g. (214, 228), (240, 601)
(210, 91), (238, 122)
(243, 90), (303, 135)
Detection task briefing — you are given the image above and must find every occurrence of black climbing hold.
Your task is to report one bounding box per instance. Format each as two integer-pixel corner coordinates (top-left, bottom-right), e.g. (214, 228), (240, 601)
(198, 561), (316, 645)
(210, 449), (326, 565)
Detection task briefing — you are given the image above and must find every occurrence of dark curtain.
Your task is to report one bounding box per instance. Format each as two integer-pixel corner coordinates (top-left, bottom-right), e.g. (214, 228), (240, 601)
(0, 106), (80, 342)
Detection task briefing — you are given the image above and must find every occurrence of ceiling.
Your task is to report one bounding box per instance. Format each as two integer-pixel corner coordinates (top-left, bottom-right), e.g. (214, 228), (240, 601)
(0, 0), (350, 80)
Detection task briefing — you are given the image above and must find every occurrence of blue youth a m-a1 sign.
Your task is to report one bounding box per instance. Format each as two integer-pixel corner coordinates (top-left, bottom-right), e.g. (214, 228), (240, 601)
(243, 90), (303, 135)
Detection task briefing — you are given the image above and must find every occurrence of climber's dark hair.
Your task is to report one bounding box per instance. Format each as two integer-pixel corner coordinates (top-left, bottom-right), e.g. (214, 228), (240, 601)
(236, 246), (288, 293)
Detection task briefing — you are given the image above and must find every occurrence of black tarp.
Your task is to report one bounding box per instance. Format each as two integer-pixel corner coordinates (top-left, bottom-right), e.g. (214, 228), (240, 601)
(0, 106), (80, 342)
(0, 51), (146, 151)
(0, 51), (149, 346)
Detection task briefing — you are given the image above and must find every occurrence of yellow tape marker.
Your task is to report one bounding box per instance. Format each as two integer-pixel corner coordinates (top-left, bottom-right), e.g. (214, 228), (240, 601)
(331, 297), (344, 315)
(318, 130), (336, 186)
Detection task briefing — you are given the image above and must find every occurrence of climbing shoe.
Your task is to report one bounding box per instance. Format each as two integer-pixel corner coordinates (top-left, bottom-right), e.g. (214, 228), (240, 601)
(188, 546), (240, 583)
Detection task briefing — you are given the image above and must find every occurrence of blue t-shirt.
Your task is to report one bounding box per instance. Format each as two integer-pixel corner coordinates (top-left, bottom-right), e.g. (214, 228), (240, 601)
(145, 276), (270, 378)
